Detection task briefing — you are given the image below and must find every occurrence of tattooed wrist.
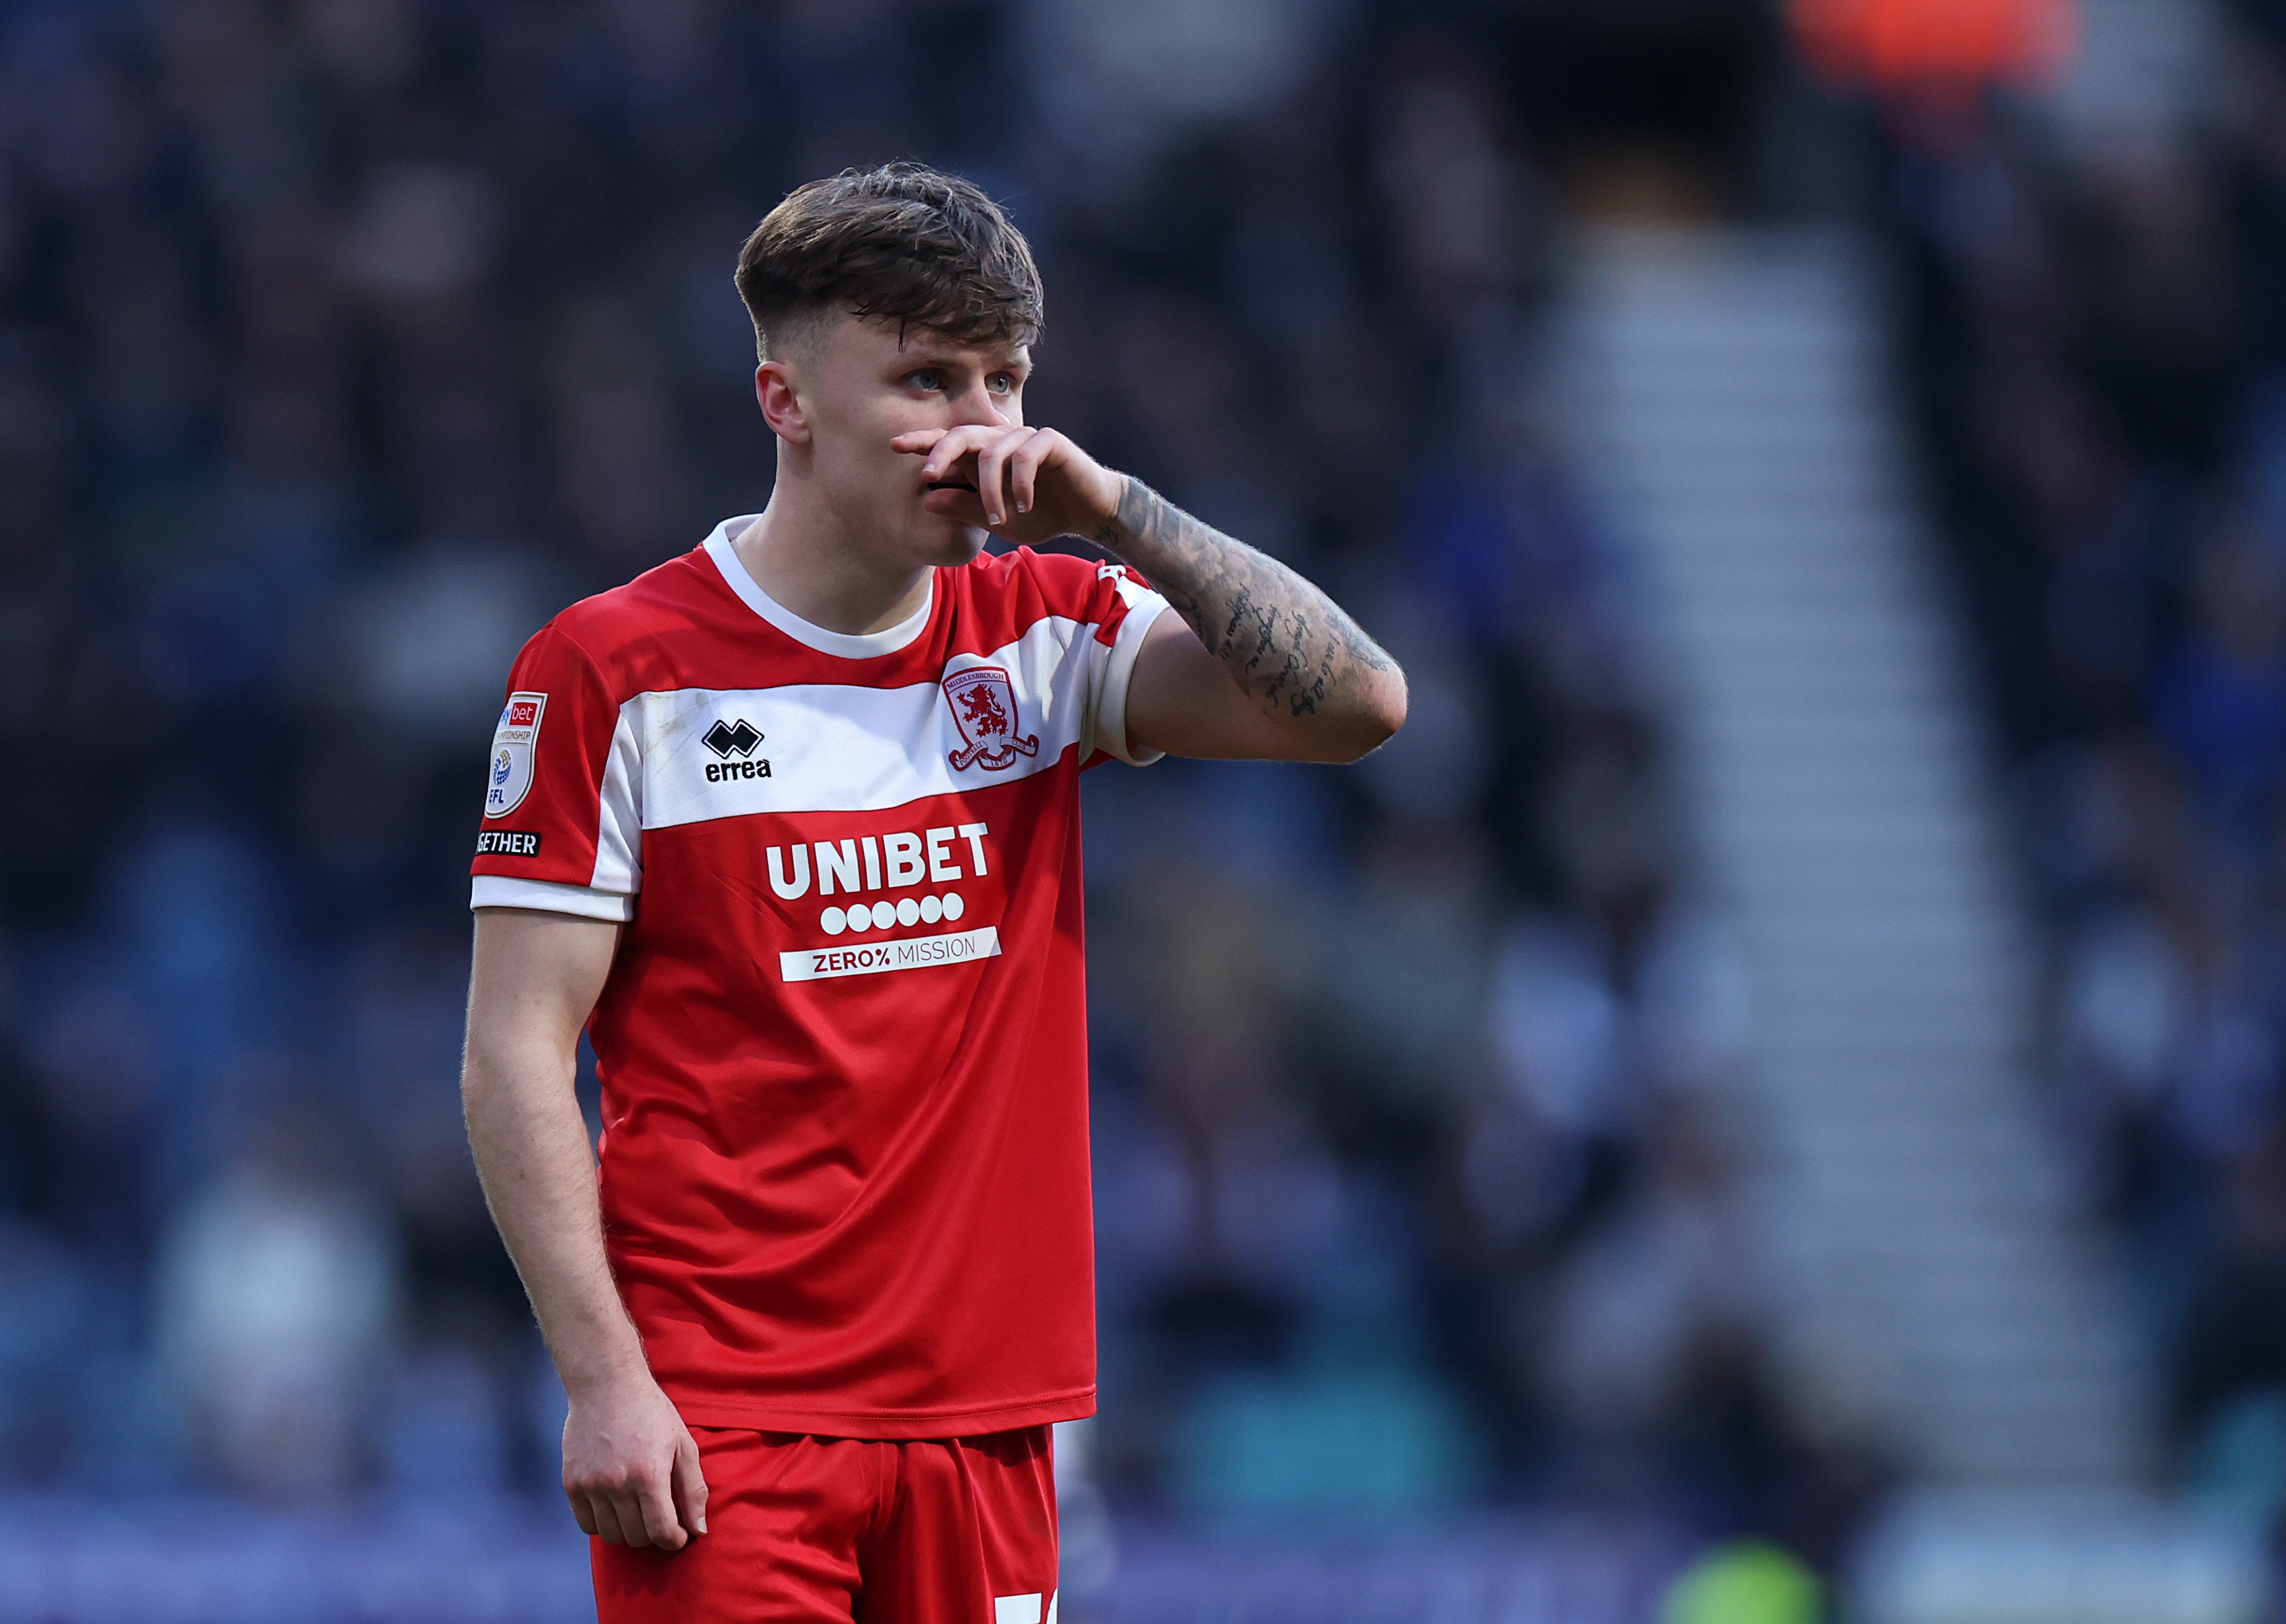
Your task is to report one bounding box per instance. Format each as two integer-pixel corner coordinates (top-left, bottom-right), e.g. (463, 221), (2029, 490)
(1088, 474), (1398, 722)
(1088, 477), (1157, 563)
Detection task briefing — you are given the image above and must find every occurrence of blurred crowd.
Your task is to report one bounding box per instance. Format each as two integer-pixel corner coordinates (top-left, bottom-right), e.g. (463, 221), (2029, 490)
(1880, 0), (2286, 1529)
(0, 0), (1849, 1566)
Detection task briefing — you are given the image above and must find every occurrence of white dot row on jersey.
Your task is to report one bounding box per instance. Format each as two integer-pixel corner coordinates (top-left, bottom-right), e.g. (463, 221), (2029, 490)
(821, 894), (965, 935)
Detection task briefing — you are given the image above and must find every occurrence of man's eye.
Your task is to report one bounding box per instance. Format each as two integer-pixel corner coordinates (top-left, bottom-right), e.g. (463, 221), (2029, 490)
(989, 375), (1013, 394)
(910, 370), (942, 391)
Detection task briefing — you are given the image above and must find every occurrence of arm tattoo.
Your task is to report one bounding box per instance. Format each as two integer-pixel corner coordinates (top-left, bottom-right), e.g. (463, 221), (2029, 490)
(1090, 476), (1398, 722)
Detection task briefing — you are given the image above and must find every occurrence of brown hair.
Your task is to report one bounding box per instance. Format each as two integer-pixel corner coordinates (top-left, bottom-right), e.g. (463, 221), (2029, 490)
(734, 162), (1043, 362)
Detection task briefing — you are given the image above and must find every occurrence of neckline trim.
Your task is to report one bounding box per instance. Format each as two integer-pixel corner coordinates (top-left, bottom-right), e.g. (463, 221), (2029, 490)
(702, 518), (936, 659)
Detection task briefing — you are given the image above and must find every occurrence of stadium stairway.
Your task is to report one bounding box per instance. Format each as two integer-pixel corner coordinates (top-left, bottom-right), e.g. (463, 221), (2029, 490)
(1555, 226), (2149, 1488)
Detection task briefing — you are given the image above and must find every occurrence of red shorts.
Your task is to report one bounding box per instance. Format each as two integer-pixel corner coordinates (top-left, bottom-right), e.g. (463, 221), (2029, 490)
(592, 1426), (1059, 1624)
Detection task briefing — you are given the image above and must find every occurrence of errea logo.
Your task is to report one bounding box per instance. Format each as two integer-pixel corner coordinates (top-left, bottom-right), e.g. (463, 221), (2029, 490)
(702, 717), (772, 782)
(705, 718), (760, 756)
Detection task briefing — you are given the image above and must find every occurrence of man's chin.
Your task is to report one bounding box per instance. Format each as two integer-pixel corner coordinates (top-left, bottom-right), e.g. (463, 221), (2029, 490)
(919, 517), (992, 566)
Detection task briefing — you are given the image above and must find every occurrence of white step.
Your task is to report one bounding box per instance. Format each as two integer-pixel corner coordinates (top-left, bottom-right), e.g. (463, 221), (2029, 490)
(1559, 223), (2148, 1489)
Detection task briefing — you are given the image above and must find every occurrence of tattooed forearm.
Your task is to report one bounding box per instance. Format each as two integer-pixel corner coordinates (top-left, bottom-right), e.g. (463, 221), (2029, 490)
(1091, 476), (1402, 732)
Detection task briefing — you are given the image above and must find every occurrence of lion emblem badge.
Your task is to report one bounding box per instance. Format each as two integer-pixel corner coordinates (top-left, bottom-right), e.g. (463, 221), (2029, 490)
(943, 665), (1038, 771)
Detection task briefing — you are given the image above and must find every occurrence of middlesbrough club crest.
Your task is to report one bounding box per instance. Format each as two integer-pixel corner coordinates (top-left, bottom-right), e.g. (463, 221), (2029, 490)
(943, 665), (1038, 771)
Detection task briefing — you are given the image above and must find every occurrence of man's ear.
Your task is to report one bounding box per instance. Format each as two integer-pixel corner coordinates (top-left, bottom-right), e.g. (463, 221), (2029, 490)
(757, 360), (810, 446)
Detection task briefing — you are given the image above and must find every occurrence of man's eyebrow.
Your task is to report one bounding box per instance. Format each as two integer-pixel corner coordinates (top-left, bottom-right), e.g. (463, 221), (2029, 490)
(893, 338), (1031, 368)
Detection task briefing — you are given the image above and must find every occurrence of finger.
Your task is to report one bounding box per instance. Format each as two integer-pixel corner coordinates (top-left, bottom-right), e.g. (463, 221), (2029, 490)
(611, 1485), (661, 1550)
(889, 428), (947, 455)
(634, 1466), (690, 1551)
(567, 1486), (600, 1538)
(920, 424), (1000, 480)
(587, 1491), (629, 1546)
(672, 1431), (710, 1537)
(919, 426), (977, 478)
(1007, 429), (1061, 517)
(975, 428), (1036, 526)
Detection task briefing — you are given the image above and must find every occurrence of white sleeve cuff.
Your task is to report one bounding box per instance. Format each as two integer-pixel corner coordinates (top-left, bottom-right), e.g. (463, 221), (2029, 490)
(470, 874), (636, 921)
(1092, 594), (1170, 766)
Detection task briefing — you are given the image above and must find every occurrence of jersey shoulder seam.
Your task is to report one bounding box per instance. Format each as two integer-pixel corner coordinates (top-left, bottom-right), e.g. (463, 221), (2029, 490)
(543, 554), (725, 694)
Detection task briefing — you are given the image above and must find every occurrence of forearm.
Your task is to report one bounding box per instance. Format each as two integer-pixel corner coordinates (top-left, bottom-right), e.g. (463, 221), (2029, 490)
(1091, 476), (1405, 748)
(463, 1040), (648, 1396)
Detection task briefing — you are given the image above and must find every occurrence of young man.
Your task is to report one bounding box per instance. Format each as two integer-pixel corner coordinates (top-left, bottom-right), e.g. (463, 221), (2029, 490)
(461, 163), (1405, 1623)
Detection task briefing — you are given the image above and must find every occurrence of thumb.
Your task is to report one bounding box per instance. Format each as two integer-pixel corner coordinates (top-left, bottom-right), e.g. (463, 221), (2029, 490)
(672, 1430), (709, 1536)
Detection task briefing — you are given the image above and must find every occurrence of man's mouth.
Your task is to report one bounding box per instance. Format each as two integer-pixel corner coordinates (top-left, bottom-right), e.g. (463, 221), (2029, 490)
(925, 477), (978, 494)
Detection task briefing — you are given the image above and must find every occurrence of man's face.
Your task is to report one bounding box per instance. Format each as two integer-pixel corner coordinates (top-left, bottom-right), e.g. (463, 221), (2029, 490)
(775, 314), (1031, 569)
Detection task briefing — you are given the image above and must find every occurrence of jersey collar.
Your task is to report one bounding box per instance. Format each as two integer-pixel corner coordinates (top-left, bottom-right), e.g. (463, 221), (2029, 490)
(701, 517), (936, 659)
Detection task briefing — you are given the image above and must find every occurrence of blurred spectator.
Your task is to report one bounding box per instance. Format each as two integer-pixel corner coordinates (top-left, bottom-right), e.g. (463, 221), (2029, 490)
(153, 1101), (399, 1496)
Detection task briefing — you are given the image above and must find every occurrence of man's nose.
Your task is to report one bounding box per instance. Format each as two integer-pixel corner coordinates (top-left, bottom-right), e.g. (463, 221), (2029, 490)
(948, 379), (1013, 427)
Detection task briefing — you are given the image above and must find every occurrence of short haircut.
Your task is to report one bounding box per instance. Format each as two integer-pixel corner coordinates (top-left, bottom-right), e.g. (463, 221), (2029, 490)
(734, 162), (1043, 363)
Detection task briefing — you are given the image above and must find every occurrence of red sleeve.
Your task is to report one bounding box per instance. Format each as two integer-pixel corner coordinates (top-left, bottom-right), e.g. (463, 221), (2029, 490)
(1013, 548), (1172, 767)
(469, 623), (639, 919)
(1016, 548), (1158, 644)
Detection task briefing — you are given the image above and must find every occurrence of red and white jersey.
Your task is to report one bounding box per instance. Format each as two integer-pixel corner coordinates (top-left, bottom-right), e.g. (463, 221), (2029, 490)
(470, 518), (1168, 1437)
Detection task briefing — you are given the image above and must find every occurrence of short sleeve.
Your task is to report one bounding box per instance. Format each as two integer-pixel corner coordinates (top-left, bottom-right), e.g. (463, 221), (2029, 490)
(1016, 549), (1171, 768)
(469, 623), (641, 921)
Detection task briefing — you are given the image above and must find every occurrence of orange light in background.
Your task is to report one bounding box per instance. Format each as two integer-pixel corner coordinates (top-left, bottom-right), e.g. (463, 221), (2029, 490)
(1789, 0), (2077, 95)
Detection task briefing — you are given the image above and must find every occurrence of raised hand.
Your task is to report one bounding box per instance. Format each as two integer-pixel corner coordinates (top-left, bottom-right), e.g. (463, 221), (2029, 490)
(891, 424), (1122, 544)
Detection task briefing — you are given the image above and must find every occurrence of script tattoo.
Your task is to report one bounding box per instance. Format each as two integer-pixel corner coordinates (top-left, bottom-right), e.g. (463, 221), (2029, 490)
(1091, 476), (1397, 721)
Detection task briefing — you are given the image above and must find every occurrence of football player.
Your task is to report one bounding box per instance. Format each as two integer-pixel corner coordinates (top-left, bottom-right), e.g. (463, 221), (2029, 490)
(462, 162), (1404, 1624)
